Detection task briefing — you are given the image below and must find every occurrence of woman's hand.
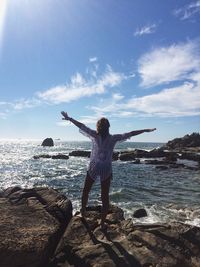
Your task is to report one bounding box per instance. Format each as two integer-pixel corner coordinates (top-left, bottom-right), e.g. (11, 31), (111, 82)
(61, 111), (70, 120)
(146, 128), (156, 132)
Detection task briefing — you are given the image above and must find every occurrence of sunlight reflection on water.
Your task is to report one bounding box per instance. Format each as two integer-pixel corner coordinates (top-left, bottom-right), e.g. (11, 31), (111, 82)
(0, 140), (200, 226)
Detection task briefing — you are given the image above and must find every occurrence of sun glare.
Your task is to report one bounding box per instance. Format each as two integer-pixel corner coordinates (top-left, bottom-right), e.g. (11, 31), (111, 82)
(0, 0), (7, 54)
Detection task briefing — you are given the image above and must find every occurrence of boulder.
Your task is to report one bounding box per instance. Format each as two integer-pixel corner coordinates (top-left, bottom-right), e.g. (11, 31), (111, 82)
(42, 138), (54, 147)
(133, 208), (148, 218)
(0, 187), (72, 267)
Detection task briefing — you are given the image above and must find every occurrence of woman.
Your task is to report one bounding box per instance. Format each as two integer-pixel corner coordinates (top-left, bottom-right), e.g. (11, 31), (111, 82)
(61, 111), (156, 229)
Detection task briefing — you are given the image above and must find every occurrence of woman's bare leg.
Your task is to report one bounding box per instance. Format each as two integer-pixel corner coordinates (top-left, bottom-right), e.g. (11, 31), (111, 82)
(81, 172), (94, 216)
(100, 175), (111, 228)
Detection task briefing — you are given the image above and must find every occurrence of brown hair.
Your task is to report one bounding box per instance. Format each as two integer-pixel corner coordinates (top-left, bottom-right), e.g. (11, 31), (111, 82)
(96, 117), (110, 137)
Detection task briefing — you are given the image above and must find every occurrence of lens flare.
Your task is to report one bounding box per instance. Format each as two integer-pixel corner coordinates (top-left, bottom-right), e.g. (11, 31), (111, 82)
(0, 0), (8, 55)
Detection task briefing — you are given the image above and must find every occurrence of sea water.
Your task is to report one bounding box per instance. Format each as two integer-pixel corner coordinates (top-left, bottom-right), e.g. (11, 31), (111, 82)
(0, 140), (200, 226)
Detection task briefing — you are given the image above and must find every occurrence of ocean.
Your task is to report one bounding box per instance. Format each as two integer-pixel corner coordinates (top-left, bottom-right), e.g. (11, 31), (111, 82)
(0, 140), (200, 226)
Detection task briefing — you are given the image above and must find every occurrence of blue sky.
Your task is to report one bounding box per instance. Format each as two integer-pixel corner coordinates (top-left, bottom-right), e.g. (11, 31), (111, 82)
(0, 0), (200, 142)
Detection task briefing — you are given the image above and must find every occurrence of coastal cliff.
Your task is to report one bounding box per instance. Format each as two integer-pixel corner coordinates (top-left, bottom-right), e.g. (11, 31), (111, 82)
(0, 187), (200, 267)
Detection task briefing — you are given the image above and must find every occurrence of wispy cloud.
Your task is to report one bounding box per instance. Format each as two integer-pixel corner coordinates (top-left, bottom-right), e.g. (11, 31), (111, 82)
(0, 0), (8, 56)
(173, 0), (200, 20)
(138, 40), (200, 87)
(0, 112), (7, 119)
(37, 65), (127, 104)
(125, 81), (200, 117)
(88, 71), (200, 118)
(89, 57), (98, 62)
(134, 23), (157, 36)
(0, 65), (128, 120)
(12, 98), (42, 110)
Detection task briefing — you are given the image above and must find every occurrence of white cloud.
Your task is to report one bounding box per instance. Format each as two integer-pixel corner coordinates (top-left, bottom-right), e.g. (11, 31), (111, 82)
(88, 72), (200, 118)
(125, 81), (200, 117)
(89, 57), (98, 62)
(37, 66), (126, 104)
(173, 0), (200, 20)
(138, 40), (200, 87)
(56, 121), (71, 127)
(112, 93), (124, 101)
(0, 112), (7, 119)
(12, 98), (41, 110)
(134, 23), (157, 36)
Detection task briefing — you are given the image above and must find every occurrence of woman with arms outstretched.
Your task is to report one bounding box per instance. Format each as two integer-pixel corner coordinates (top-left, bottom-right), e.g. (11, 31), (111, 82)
(61, 111), (156, 229)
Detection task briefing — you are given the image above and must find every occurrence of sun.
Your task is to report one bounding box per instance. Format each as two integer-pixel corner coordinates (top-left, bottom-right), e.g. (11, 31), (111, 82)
(0, 0), (8, 54)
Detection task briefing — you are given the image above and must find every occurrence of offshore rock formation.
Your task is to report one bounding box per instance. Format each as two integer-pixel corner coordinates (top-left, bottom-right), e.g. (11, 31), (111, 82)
(0, 187), (200, 267)
(42, 138), (54, 147)
(33, 154), (69, 160)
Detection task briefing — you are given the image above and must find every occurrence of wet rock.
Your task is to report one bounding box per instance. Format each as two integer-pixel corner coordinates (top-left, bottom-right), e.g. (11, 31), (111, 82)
(133, 208), (148, 218)
(112, 152), (119, 161)
(178, 152), (200, 162)
(145, 159), (166, 165)
(133, 149), (149, 158)
(42, 138), (54, 147)
(165, 152), (177, 162)
(33, 154), (52, 159)
(0, 187), (72, 267)
(148, 148), (166, 158)
(33, 154), (69, 160)
(156, 165), (169, 170)
(119, 151), (136, 161)
(69, 150), (91, 157)
(132, 159), (141, 164)
(51, 154), (69, 160)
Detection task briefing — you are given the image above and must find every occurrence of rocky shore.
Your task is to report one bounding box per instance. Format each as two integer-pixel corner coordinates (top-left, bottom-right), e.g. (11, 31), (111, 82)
(0, 187), (200, 267)
(35, 132), (200, 171)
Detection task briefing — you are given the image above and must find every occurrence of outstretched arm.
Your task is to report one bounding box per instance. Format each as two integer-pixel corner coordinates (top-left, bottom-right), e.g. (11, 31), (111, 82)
(127, 128), (156, 137)
(61, 111), (83, 129)
(113, 128), (156, 143)
(61, 111), (96, 138)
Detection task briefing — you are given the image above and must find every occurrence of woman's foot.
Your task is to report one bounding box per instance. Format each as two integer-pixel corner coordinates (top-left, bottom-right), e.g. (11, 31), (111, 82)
(80, 208), (86, 217)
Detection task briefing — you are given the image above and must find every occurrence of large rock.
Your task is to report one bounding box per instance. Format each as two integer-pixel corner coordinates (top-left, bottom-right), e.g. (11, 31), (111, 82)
(133, 208), (148, 218)
(0, 187), (72, 267)
(164, 132), (200, 150)
(42, 138), (54, 147)
(51, 205), (200, 267)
